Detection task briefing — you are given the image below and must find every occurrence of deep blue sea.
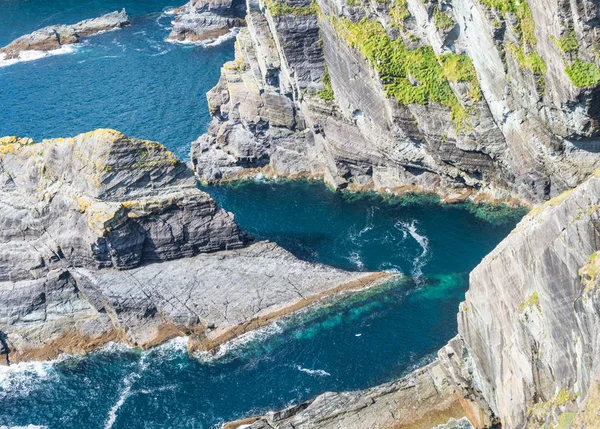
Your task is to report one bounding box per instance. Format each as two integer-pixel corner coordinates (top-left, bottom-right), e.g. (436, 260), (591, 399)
(0, 1), (524, 428)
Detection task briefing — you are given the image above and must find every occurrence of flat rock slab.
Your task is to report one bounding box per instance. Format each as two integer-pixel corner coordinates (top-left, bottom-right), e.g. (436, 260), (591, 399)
(74, 241), (390, 350)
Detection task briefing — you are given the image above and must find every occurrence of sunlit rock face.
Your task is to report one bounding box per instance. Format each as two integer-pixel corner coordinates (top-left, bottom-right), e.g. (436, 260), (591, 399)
(190, 0), (600, 204)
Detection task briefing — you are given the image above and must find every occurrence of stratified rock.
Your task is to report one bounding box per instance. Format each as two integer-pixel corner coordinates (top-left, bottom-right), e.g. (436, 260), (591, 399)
(0, 10), (130, 60)
(191, 0), (600, 204)
(0, 130), (391, 363)
(168, 0), (246, 43)
(456, 170), (600, 428)
(227, 359), (489, 429)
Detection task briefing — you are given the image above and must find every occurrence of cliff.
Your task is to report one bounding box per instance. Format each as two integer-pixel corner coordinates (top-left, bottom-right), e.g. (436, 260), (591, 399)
(188, 0), (600, 204)
(225, 170), (600, 429)
(0, 10), (130, 61)
(0, 130), (390, 364)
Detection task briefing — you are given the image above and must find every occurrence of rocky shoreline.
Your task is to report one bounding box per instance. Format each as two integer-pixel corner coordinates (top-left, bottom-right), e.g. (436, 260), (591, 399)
(0, 129), (392, 364)
(168, 0), (247, 43)
(0, 10), (130, 63)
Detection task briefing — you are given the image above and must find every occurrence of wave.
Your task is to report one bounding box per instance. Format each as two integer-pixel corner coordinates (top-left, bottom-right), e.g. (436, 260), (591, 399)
(394, 220), (429, 283)
(346, 250), (365, 270)
(0, 359), (58, 400)
(194, 321), (284, 363)
(166, 27), (240, 48)
(359, 206), (377, 237)
(104, 354), (149, 429)
(294, 365), (331, 377)
(0, 44), (80, 68)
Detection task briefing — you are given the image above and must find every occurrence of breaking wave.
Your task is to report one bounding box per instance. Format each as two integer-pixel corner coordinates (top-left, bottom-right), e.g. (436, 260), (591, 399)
(0, 44), (80, 67)
(394, 220), (430, 283)
(294, 365), (331, 377)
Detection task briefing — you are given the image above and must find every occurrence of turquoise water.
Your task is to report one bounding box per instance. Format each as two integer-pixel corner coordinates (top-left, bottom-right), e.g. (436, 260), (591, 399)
(0, 1), (524, 428)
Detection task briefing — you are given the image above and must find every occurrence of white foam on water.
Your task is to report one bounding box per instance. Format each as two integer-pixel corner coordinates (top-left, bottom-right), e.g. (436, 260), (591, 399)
(394, 220), (429, 283)
(0, 359), (58, 400)
(0, 44), (80, 67)
(195, 321), (284, 362)
(346, 250), (365, 270)
(432, 417), (474, 429)
(294, 365), (331, 377)
(166, 27), (240, 48)
(104, 354), (148, 429)
(359, 206), (376, 237)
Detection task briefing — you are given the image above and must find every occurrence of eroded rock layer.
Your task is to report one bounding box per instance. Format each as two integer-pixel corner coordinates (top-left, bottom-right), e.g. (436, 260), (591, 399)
(0, 130), (388, 363)
(190, 0), (600, 204)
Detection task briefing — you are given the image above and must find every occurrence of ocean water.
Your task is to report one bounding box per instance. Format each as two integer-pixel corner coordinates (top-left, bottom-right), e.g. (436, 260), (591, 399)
(0, 0), (234, 160)
(0, 1), (525, 428)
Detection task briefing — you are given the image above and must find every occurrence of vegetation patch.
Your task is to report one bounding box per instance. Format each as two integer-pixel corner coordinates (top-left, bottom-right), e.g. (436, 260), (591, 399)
(565, 59), (600, 88)
(433, 8), (455, 31)
(264, 0), (318, 16)
(518, 291), (541, 313)
(389, 0), (410, 28)
(480, 0), (546, 87)
(580, 252), (600, 294)
(554, 412), (576, 429)
(331, 16), (480, 129)
(318, 67), (334, 101)
(439, 53), (482, 102)
(551, 32), (578, 54)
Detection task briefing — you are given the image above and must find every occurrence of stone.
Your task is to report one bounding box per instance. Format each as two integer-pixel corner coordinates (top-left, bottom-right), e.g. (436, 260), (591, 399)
(0, 10), (130, 60)
(168, 0), (246, 43)
(190, 0), (600, 204)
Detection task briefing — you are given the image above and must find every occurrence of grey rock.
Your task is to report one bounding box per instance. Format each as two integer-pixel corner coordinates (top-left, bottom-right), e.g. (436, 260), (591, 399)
(0, 130), (388, 362)
(191, 0), (600, 204)
(168, 0), (246, 43)
(0, 10), (130, 60)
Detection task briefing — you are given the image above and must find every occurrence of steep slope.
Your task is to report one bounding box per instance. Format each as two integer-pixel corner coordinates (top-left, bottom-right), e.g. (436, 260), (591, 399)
(188, 0), (600, 204)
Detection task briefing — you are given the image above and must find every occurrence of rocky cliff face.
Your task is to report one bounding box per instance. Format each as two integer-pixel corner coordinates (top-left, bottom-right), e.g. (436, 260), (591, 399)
(190, 0), (600, 204)
(0, 130), (389, 363)
(0, 10), (130, 61)
(457, 170), (600, 428)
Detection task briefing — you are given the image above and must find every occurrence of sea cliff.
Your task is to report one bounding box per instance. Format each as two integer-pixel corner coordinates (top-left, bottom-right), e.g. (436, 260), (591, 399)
(188, 0), (600, 204)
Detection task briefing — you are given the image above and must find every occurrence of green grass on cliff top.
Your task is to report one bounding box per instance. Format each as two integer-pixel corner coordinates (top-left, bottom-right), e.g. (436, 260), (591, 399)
(332, 17), (481, 129)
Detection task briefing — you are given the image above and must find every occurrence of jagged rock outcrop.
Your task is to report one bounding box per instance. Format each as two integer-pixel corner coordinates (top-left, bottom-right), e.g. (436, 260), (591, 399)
(168, 0), (246, 43)
(225, 170), (600, 428)
(191, 0), (600, 204)
(0, 10), (129, 61)
(0, 130), (390, 363)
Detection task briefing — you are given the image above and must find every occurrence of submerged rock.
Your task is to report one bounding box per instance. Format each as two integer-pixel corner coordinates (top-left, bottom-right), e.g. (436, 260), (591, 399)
(0, 10), (130, 61)
(0, 130), (390, 363)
